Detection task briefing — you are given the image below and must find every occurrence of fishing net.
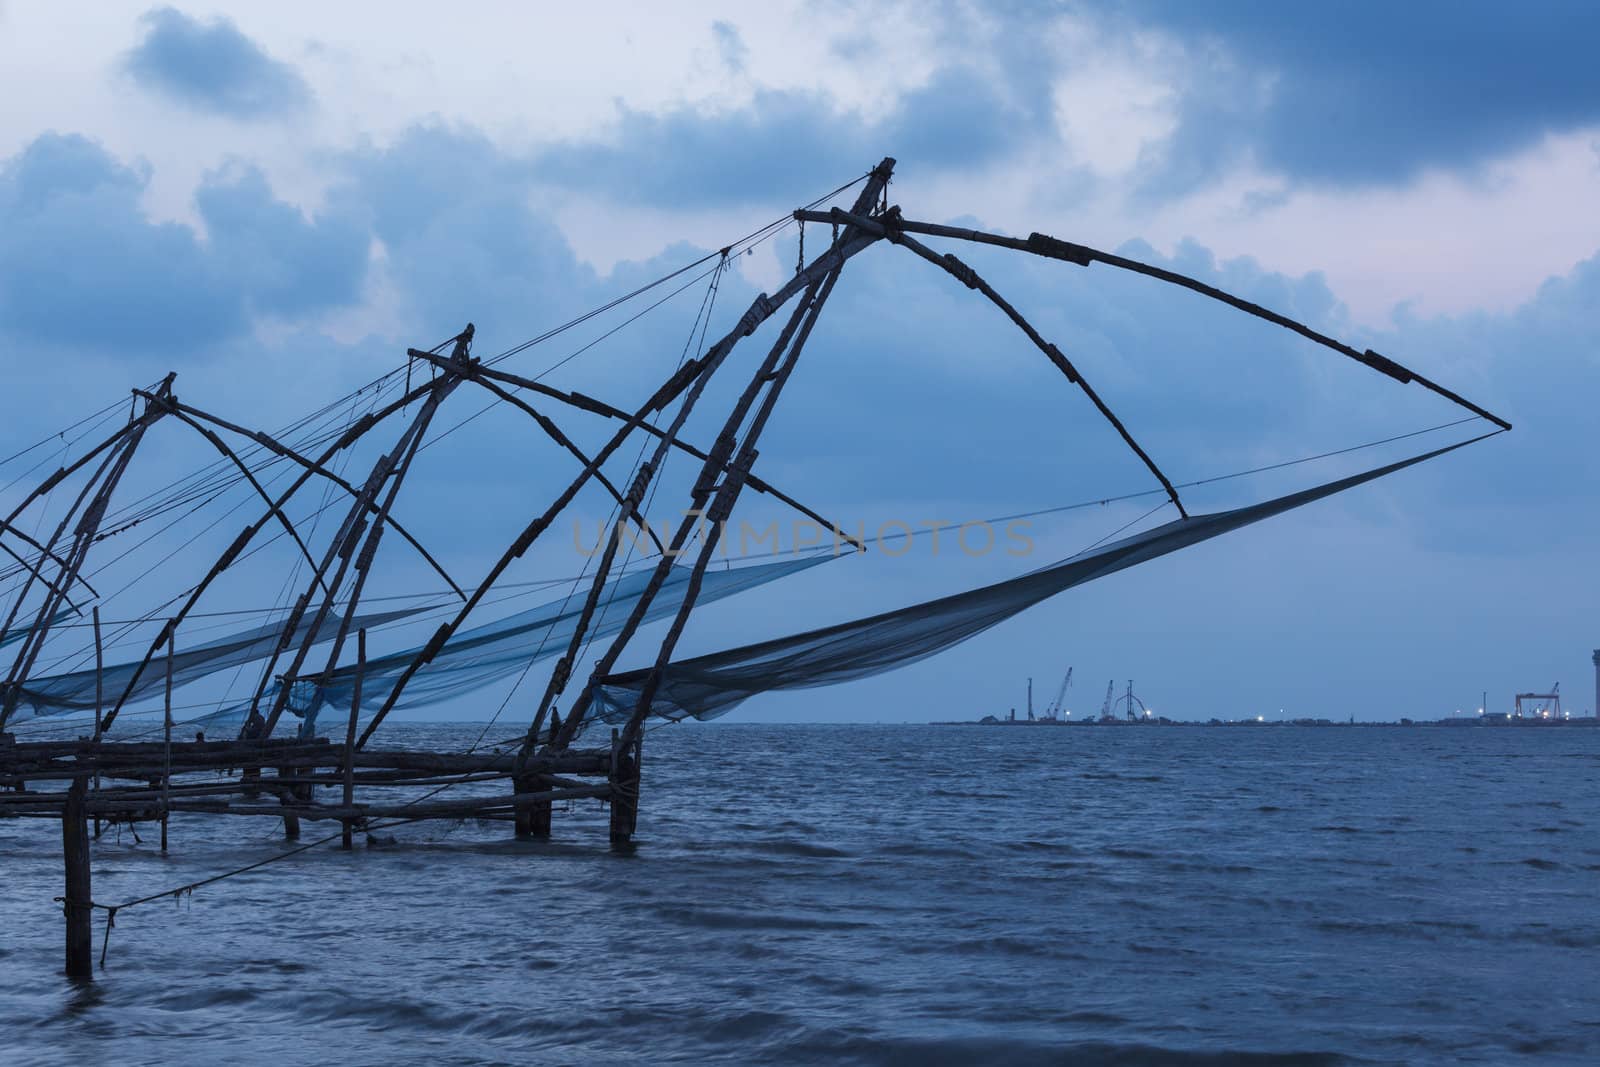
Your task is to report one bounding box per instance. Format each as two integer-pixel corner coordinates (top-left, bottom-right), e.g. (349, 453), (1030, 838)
(179, 552), (833, 733)
(4, 603), (430, 724)
(592, 441), (1478, 725)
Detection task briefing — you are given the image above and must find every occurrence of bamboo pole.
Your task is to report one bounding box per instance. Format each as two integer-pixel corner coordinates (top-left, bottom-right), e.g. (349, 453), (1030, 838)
(616, 252), (848, 756)
(809, 207), (1189, 517)
(358, 222), (884, 752)
(541, 268), (834, 752)
(0, 770), (614, 814)
(407, 347), (861, 552)
(153, 395), (462, 598)
(1, 375), (179, 731)
(793, 211), (1510, 431)
(0, 743), (605, 781)
(567, 162), (894, 760)
(255, 368), (462, 741)
(98, 377), (442, 734)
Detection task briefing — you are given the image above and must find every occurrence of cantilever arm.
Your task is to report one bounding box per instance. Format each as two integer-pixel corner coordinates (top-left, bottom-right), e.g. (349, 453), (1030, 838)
(406, 349), (869, 553)
(98, 379), (443, 734)
(810, 207), (1188, 517)
(140, 400), (331, 597)
(356, 231), (887, 750)
(796, 210), (1511, 432)
(157, 397), (465, 601)
(0, 525), (100, 600)
(0, 539), (92, 617)
(432, 367), (668, 556)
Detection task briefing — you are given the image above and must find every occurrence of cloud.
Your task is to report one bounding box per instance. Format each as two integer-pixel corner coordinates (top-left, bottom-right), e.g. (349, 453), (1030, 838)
(343, 123), (602, 341)
(1123, 0), (1600, 192)
(124, 7), (311, 120)
(1369, 247), (1600, 551)
(3, 112), (1591, 724)
(535, 65), (1049, 208)
(711, 20), (746, 75)
(0, 133), (368, 352)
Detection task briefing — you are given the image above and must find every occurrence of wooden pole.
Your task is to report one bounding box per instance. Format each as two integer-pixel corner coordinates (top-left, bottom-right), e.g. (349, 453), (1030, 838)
(342, 629), (363, 850)
(258, 329), (470, 742)
(280, 763), (301, 840)
(92, 605), (103, 839)
(557, 159), (895, 755)
(96, 378), (442, 736)
(513, 757), (534, 839)
(608, 728), (639, 848)
(161, 626), (172, 853)
(806, 212), (1509, 431)
(62, 776), (92, 978)
(359, 223), (885, 753)
(2, 376), (175, 729)
(515, 744), (552, 839)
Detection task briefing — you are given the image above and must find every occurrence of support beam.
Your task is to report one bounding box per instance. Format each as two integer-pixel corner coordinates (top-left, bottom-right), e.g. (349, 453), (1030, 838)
(615, 259), (849, 754)
(156, 395), (464, 599)
(795, 210), (1512, 432)
(99, 378), (443, 734)
(357, 223), (884, 751)
(161, 634), (172, 852)
(342, 629), (363, 850)
(257, 330), (471, 739)
(92, 605), (103, 839)
(406, 348), (865, 553)
(278, 766), (300, 840)
(61, 777), (92, 979)
(557, 159), (894, 757)
(608, 729), (640, 847)
(812, 207), (1188, 518)
(534, 275), (833, 753)
(3, 379), (174, 729)
(72, 784), (609, 821)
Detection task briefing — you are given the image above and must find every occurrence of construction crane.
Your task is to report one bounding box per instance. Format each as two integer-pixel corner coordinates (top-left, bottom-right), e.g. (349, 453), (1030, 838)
(1045, 667), (1073, 719)
(1514, 682), (1562, 719)
(1099, 679), (1115, 721)
(1117, 679), (1150, 721)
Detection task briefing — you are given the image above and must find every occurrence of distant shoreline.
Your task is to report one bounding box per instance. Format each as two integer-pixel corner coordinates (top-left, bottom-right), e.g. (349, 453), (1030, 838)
(930, 716), (1600, 728)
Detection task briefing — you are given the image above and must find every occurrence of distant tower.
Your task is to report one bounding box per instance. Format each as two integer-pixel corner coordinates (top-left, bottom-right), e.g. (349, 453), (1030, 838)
(1592, 650), (1599, 718)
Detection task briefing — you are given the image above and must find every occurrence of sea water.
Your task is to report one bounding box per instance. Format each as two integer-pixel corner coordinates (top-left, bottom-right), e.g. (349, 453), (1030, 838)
(3, 723), (1597, 1065)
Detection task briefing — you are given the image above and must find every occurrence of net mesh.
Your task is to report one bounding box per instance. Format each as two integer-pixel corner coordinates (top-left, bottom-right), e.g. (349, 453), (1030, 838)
(178, 552), (832, 733)
(5, 603), (431, 724)
(592, 442), (1474, 725)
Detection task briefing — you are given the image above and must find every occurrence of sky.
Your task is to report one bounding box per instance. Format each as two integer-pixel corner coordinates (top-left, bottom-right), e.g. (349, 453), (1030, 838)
(0, 2), (1597, 725)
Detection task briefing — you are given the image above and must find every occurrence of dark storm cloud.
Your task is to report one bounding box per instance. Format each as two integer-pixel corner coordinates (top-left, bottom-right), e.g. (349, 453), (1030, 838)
(1121, 0), (1600, 192)
(124, 7), (311, 119)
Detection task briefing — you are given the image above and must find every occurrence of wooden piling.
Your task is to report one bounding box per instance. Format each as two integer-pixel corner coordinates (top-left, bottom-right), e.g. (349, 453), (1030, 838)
(608, 728), (639, 848)
(513, 770), (534, 839)
(279, 765), (300, 840)
(514, 768), (553, 839)
(62, 777), (92, 978)
(161, 629), (172, 853)
(92, 606), (103, 839)
(342, 630), (363, 850)
(531, 774), (553, 837)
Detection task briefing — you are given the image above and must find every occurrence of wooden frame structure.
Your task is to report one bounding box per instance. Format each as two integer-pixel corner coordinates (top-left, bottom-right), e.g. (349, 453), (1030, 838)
(0, 156), (1509, 976)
